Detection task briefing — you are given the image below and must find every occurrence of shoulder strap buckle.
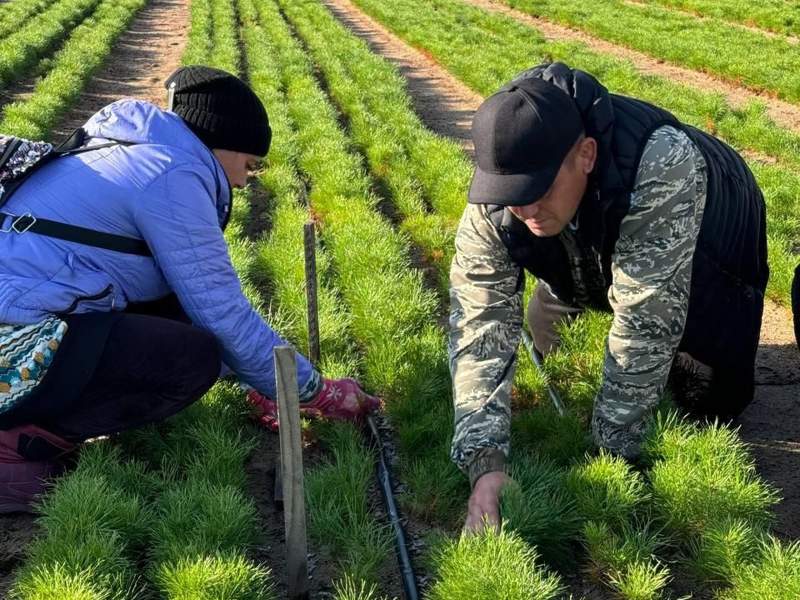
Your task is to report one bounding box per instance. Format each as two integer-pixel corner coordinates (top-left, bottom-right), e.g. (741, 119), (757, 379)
(0, 213), (36, 234)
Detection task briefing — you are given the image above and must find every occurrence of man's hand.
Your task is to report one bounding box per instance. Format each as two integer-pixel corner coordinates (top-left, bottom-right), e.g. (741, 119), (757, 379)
(464, 470), (510, 534)
(248, 377), (381, 430)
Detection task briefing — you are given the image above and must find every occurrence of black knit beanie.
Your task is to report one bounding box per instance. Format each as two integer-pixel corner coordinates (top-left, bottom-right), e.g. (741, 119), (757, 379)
(165, 65), (271, 156)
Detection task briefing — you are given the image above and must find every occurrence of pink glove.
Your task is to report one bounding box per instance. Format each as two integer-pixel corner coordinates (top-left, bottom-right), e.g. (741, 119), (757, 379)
(247, 378), (382, 431)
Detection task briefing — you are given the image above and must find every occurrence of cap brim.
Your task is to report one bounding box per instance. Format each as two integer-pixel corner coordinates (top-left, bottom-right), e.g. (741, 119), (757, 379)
(467, 164), (559, 206)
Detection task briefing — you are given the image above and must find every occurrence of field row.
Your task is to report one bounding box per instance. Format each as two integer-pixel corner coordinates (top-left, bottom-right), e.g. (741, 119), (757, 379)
(6, 0), (800, 597)
(633, 0), (800, 38)
(284, 0), (796, 597)
(0, 0), (148, 140)
(353, 0), (799, 305)
(494, 0), (800, 105)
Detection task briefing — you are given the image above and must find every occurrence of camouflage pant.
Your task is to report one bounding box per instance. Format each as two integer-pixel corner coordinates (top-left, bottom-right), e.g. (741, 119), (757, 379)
(528, 281), (756, 424)
(526, 282), (583, 356)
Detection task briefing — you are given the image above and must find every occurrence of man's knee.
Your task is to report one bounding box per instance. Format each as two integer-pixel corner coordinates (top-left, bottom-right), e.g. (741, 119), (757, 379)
(669, 352), (755, 422)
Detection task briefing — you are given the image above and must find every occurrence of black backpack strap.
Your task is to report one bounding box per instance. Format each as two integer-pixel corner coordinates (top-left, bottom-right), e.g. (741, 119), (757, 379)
(1, 213), (152, 256)
(54, 127), (130, 156)
(1, 128), (152, 257)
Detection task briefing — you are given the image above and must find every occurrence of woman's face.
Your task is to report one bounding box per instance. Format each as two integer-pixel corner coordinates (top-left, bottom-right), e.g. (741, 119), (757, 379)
(213, 149), (262, 189)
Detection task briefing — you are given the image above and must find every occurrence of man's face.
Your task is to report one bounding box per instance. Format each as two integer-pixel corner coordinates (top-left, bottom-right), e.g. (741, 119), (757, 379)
(508, 137), (597, 237)
(213, 149), (262, 189)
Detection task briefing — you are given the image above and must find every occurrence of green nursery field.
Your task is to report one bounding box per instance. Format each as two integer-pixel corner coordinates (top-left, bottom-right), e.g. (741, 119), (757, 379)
(1, 0), (799, 598)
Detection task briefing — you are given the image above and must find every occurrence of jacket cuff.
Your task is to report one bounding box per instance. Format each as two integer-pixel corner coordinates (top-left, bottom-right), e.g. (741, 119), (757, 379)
(298, 368), (323, 403)
(467, 449), (507, 488)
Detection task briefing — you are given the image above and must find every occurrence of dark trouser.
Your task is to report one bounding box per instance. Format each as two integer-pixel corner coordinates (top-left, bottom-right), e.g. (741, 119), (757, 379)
(526, 281), (758, 422)
(0, 296), (221, 446)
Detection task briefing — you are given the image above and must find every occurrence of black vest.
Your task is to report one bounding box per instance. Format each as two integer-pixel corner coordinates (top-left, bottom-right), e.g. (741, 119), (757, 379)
(489, 63), (768, 369)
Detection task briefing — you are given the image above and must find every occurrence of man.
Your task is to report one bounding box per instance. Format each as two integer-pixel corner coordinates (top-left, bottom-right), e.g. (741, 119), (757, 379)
(0, 66), (378, 513)
(449, 63), (768, 531)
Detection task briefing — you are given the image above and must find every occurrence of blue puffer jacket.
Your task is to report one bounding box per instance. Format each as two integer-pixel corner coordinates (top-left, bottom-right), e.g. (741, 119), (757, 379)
(0, 99), (319, 400)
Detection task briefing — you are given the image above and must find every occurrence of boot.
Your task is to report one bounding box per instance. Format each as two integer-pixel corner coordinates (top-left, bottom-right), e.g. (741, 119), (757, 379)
(0, 425), (76, 514)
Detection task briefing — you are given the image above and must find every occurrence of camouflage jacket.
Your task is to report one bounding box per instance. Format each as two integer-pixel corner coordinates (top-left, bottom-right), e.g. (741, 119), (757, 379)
(449, 125), (708, 485)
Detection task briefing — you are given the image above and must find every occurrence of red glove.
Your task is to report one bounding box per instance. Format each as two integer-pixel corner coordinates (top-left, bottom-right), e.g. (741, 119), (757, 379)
(247, 378), (382, 431)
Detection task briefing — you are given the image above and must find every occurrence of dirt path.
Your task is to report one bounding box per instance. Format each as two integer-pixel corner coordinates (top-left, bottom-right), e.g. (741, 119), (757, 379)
(0, 1), (189, 597)
(322, 0), (800, 542)
(463, 0), (800, 138)
(742, 302), (800, 539)
(320, 0), (482, 159)
(623, 0), (800, 46)
(50, 0), (188, 141)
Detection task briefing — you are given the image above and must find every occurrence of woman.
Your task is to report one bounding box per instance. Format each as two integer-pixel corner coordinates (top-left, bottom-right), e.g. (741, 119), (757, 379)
(0, 66), (378, 513)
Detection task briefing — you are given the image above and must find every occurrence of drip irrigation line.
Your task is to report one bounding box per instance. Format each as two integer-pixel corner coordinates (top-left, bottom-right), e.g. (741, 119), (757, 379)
(365, 415), (420, 600)
(521, 328), (567, 416)
(294, 220), (418, 597)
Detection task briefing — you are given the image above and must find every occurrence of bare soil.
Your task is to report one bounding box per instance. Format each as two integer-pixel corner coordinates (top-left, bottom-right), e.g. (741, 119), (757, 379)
(50, 0), (189, 142)
(465, 0), (800, 138)
(322, 0), (800, 545)
(322, 0), (482, 159)
(246, 429), (340, 598)
(0, 514), (36, 598)
(741, 301), (800, 540)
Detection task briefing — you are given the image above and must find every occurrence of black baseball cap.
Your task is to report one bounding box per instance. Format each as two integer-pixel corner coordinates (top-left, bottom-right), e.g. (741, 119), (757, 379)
(468, 77), (584, 206)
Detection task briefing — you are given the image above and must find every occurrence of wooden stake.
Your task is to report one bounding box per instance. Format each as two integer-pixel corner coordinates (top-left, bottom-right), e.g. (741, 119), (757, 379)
(275, 347), (309, 599)
(304, 222), (321, 366)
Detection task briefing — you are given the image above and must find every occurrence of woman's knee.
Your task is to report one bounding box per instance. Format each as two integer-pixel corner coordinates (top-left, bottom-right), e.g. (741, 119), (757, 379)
(180, 327), (222, 397)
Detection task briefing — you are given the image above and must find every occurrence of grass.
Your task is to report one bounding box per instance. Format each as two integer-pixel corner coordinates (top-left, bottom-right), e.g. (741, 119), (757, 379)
(0, 0), (148, 140)
(724, 538), (800, 600)
(333, 575), (391, 600)
(277, 0), (472, 289)
(351, 0), (800, 304)
(10, 444), (151, 599)
(642, 413), (780, 540)
(304, 423), (392, 581)
(632, 0), (800, 37)
(686, 519), (763, 583)
(152, 554), (275, 600)
(501, 0), (800, 103)
(0, 0), (103, 89)
(583, 520), (671, 599)
(0, 0), (61, 41)
(181, 0), (212, 66)
(500, 457), (580, 568)
(427, 527), (564, 599)
(565, 452), (648, 527)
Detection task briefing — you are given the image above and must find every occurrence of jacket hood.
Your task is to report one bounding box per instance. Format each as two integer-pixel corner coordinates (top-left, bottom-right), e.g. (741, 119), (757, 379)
(82, 99), (232, 228)
(83, 99), (209, 155)
(511, 62), (624, 192)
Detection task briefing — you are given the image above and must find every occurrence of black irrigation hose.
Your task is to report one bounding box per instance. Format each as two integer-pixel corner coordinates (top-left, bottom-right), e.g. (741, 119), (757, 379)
(303, 223), (418, 597)
(365, 415), (420, 600)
